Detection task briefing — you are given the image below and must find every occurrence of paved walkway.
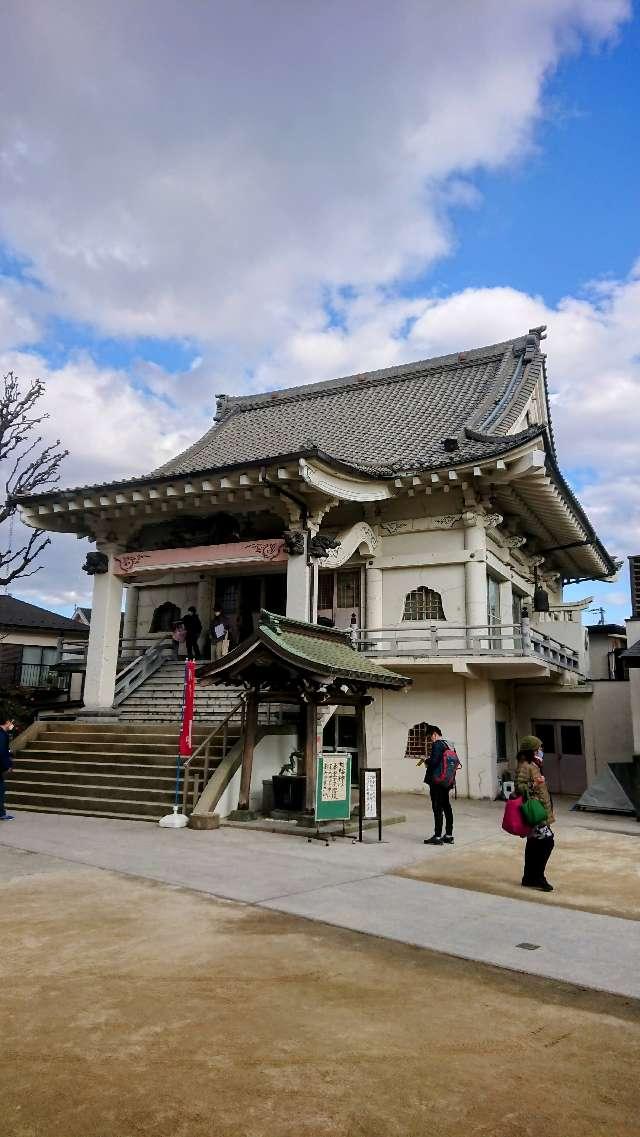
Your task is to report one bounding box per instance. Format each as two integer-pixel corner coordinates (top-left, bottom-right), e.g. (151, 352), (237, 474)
(1, 795), (638, 999)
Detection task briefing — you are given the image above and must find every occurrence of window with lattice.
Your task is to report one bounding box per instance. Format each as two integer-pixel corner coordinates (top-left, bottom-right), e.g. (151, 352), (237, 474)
(318, 572), (334, 611)
(404, 721), (432, 760)
(337, 570), (360, 608)
(403, 587), (445, 621)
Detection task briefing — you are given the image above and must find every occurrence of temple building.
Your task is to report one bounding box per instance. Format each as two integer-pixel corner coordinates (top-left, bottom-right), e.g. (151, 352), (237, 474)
(15, 326), (620, 812)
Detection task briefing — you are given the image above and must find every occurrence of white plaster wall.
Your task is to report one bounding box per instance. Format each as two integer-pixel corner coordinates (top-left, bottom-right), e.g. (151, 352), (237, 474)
(628, 669), (640, 755)
(378, 526), (466, 627)
(591, 682), (633, 768)
(367, 674), (468, 795)
(216, 730), (298, 817)
(136, 579), (200, 640)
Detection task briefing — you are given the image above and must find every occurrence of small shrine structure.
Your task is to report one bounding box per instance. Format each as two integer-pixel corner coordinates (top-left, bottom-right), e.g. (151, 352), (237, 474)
(197, 610), (410, 815)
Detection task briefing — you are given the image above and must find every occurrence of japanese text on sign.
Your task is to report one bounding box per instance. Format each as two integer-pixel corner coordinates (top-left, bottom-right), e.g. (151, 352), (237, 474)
(363, 770), (378, 819)
(321, 756), (348, 802)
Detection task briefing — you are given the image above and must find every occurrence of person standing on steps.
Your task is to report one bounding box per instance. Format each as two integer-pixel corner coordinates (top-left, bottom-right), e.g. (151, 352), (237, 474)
(422, 725), (457, 847)
(171, 619), (187, 660)
(182, 606), (202, 661)
(209, 607), (230, 660)
(515, 735), (555, 893)
(0, 717), (15, 821)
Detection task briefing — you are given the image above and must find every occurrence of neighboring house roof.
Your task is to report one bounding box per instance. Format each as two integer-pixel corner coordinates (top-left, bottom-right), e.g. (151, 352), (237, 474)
(198, 610), (410, 689)
(157, 332), (546, 479)
(73, 606), (92, 624)
(0, 595), (90, 636)
(586, 624), (627, 637)
(620, 639), (640, 667)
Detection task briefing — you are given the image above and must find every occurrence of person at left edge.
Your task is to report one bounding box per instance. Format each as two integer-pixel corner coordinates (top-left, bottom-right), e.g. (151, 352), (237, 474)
(0, 717), (15, 820)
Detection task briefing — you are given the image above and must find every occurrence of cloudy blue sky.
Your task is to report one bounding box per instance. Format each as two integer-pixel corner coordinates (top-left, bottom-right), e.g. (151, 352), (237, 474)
(1, 0), (638, 621)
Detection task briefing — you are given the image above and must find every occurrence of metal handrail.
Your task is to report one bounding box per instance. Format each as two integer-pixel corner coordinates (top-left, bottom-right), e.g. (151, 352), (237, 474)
(113, 636), (173, 705)
(182, 695), (247, 813)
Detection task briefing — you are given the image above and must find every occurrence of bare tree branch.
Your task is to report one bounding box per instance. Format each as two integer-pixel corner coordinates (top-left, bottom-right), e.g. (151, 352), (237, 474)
(0, 372), (67, 586)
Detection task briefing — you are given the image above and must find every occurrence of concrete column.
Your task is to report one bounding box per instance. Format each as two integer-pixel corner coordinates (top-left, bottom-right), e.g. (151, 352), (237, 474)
(463, 514), (487, 630)
(83, 546), (124, 714)
(365, 565), (383, 630)
(122, 585), (140, 657)
(464, 676), (497, 799)
(286, 531), (311, 621)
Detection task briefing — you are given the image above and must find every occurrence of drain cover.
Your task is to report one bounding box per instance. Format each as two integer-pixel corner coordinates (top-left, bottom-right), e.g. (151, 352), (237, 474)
(516, 942), (540, 951)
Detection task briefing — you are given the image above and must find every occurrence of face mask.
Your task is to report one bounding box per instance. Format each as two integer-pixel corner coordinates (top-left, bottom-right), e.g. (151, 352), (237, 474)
(535, 749), (544, 763)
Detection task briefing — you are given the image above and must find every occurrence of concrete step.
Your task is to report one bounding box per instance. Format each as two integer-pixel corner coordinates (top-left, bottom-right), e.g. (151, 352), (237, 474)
(30, 739), (198, 755)
(18, 749), (232, 767)
(6, 790), (169, 819)
(7, 803), (163, 822)
(13, 760), (180, 780)
(7, 780), (175, 805)
(40, 723), (215, 737)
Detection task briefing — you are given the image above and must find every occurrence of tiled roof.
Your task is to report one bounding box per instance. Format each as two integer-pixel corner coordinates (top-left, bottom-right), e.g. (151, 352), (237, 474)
(199, 610), (410, 688)
(156, 331), (547, 478)
(0, 595), (90, 635)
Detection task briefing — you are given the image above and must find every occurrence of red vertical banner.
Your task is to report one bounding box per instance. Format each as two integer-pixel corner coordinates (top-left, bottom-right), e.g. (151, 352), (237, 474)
(179, 661), (196, 758)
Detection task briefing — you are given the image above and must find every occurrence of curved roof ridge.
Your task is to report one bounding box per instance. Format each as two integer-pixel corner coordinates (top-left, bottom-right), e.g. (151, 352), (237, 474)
(219, 333), (528, 417)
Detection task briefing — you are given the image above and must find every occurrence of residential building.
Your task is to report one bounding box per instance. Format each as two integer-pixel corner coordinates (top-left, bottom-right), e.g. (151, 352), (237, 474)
(0, 595), (89, 701)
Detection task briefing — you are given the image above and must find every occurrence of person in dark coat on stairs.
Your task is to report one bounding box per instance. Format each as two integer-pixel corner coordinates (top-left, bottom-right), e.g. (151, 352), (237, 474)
(182, 606), (202, 660)
(0, 717), (15, 820)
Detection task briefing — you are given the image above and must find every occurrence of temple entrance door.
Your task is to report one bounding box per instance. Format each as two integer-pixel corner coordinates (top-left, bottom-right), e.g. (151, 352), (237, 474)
(216, 574), (286, 646)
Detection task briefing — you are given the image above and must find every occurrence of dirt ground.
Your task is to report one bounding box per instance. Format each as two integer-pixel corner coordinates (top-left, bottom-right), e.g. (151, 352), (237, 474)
(2, 849), (639, 1137)
(396, 826), (640, 920)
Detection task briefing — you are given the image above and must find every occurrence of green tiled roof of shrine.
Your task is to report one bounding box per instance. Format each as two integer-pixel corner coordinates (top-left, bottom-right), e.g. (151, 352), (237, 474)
(199, 611), (410, 689)
(260, 615), (409, 687)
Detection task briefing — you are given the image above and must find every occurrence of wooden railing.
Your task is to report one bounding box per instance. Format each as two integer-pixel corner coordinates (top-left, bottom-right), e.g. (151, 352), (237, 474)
(357, 620), (580, 672)
(182, 695), (247, 813)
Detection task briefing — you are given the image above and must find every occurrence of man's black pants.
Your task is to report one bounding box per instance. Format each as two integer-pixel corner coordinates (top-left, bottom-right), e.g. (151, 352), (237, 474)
(186, 636), (200, 661)
(523, 834), (554, 885)
(429, 783), (453, 838)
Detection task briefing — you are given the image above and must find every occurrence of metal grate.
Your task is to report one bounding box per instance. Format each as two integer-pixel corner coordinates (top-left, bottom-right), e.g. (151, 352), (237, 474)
(403, 587), (445, 622)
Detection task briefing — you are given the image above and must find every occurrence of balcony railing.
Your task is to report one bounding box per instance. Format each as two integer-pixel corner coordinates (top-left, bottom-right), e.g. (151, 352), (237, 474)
(15, 663), (71, 690)
(355, 621), (580, 672)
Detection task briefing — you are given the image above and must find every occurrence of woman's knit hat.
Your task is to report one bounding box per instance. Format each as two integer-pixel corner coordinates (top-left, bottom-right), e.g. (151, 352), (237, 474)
(519, 734), (542, 752)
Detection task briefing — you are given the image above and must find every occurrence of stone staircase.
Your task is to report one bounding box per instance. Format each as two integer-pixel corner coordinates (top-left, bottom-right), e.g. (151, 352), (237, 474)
(118, 660), (245, 723)
(7, 721), (241, 821)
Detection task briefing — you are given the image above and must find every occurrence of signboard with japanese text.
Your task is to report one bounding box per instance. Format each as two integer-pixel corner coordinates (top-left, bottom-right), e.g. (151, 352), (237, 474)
(315, 753), (352, 822)
(358, 767), (382, 842)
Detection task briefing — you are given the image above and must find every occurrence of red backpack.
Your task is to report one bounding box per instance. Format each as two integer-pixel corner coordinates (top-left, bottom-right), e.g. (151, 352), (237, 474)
(433, 742), (462, 789)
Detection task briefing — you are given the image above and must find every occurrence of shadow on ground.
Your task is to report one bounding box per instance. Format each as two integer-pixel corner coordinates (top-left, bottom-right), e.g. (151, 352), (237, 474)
(394, 827), (640, 920)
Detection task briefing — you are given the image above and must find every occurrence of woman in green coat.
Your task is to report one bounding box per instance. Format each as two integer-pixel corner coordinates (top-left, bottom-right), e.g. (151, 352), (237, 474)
(515, 735), (555, 893)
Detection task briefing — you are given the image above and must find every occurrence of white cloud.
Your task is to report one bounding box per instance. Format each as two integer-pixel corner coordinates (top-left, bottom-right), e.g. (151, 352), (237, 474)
(0, 0), (629, 347)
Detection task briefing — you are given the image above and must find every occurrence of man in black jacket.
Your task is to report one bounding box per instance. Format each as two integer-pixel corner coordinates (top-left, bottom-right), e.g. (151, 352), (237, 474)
(0, 717), (15, 821)
(423, 725), (454, 846)
(182, 606), (202, 661)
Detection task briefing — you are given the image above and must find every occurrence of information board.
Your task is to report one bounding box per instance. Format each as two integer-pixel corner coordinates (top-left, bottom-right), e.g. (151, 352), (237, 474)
(315, 753), (352, 822)
(358, 767), (382, 841)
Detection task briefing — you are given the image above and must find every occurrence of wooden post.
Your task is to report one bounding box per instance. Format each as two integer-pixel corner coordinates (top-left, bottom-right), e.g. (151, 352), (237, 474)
(356, 702), (368, 771)
(238, 685), (259, 810)
(304, 699), (317, 813)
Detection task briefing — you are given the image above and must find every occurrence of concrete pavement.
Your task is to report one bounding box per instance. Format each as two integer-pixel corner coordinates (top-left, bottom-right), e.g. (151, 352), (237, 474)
(1, 794), (638, 999)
